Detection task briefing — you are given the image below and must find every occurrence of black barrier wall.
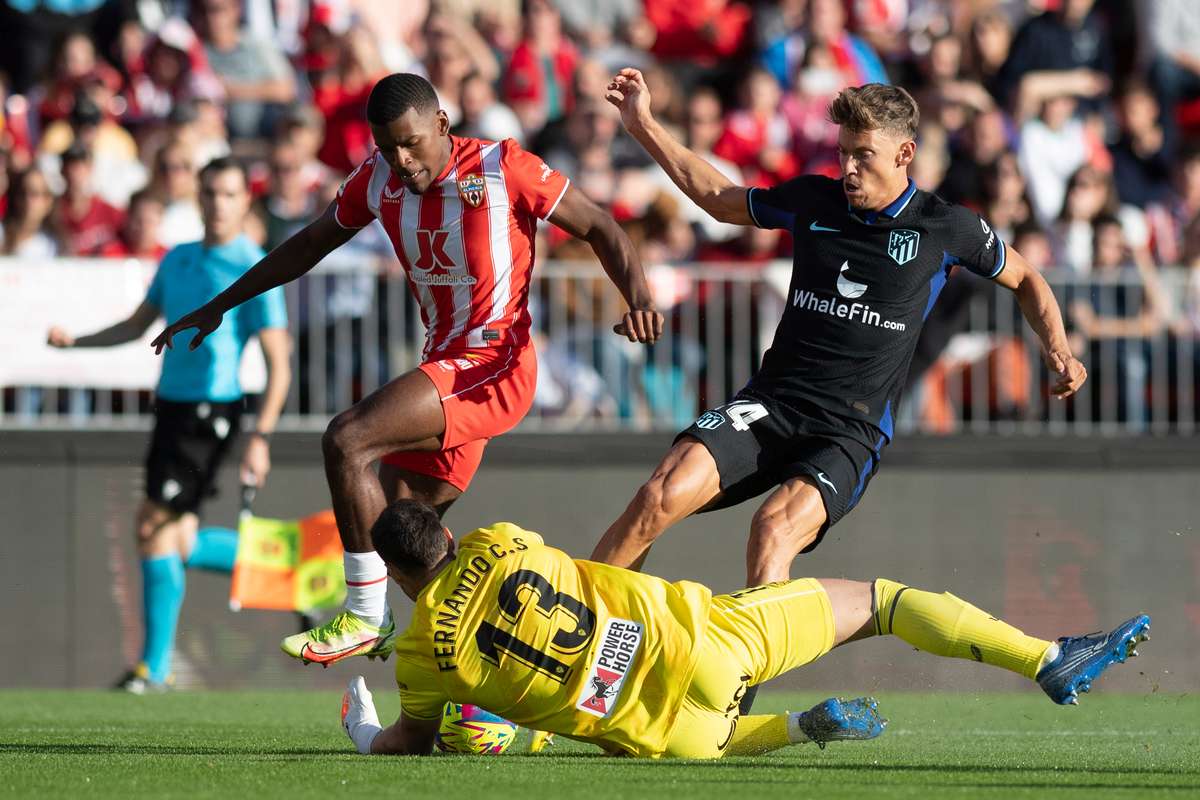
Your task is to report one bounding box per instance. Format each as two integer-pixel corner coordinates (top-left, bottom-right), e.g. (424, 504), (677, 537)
(1, 431), (1196, 694)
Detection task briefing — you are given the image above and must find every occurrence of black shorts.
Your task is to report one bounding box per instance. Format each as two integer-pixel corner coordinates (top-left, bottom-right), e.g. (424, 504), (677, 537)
(677, 390), (887, 552)
(144, 398), (244, 514)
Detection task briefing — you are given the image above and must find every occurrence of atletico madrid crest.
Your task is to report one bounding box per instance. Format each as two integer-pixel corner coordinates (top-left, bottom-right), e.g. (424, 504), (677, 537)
(887, 229), (920, 265)
(458, 174), (487, 207)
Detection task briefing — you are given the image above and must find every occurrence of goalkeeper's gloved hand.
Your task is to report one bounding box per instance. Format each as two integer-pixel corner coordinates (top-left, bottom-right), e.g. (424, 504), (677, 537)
(342, 675), (383, 754)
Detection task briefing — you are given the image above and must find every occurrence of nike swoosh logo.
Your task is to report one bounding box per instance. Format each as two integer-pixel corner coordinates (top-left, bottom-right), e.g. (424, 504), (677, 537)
(810, 221), (840, 233)
(301, 636), (382, 659)
(816, 472), (838, 494)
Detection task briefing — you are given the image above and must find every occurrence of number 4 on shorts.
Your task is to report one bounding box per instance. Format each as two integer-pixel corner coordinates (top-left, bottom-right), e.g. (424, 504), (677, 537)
(723, 401), (768, 432)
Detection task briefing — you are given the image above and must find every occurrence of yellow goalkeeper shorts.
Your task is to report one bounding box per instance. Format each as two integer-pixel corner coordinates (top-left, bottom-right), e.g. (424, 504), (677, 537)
(663, 578), (836, 758)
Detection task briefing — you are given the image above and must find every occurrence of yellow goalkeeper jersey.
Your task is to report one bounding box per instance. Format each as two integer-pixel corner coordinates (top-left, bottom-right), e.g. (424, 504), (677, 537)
(392, 523), (713, 757)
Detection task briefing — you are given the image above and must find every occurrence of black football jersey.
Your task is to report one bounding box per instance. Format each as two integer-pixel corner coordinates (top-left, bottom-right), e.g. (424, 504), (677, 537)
(745, 175), (1006, 444)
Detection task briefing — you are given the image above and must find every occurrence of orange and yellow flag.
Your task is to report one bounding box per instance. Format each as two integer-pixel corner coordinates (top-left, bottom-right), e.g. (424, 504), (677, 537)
(230, 510), (345, 612)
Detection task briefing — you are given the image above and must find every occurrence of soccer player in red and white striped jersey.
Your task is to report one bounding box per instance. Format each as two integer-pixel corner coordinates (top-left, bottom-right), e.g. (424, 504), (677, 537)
(153, 73), (663, 665)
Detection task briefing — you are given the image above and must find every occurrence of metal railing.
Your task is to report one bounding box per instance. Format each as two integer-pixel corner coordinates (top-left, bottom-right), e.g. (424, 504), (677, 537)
(3, 259), (1197, 435)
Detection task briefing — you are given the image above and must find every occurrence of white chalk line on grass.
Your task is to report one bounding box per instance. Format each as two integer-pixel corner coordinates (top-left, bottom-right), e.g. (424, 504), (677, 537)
(889, 729), (1173, 737)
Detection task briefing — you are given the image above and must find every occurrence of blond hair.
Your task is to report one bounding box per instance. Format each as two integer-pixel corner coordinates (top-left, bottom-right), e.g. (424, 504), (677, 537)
(828, 83), (919, 140)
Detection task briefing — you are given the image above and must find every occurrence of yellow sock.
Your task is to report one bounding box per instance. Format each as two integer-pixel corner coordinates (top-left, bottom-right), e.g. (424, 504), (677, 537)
(726, 714), (791, 756)
(873, 578), (1054, 680)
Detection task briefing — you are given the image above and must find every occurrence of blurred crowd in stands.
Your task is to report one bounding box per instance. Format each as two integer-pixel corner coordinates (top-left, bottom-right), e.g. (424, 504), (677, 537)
(2, 0), (1200, 430)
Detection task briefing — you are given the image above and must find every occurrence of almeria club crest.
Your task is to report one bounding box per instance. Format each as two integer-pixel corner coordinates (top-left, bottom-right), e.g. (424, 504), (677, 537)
(458, 174), (487, 208)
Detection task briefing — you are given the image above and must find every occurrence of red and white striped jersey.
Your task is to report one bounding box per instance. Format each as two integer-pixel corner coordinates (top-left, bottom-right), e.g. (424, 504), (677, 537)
(333, 136), (570, 356)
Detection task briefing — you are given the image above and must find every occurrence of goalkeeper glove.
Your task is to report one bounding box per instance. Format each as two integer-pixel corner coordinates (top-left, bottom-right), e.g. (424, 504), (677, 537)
(341, 675), (383, 754)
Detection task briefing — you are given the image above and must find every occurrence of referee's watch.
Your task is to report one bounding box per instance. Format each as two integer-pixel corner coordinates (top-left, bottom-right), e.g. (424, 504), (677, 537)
(249, 431), (272, 444)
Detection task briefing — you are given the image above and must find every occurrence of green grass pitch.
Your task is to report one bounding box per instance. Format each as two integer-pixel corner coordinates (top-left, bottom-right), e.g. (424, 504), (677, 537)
(2, 690), (1196, 799)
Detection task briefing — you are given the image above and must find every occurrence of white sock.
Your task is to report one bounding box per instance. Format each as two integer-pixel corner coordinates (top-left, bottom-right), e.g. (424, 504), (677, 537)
(344, 551), (388, 626)
(786, 711), (810, 744)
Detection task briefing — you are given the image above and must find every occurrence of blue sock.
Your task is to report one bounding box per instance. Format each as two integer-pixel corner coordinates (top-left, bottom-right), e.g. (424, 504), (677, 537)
(188, 527), (239, 573)
(141, 554), (185, 684)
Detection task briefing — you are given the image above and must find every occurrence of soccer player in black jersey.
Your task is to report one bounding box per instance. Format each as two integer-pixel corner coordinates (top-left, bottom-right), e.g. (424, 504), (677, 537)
(591, 71), (1087, 588)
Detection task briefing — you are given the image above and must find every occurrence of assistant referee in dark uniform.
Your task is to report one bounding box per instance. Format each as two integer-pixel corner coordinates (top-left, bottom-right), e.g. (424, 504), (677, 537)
(590, 71), (1086, 588)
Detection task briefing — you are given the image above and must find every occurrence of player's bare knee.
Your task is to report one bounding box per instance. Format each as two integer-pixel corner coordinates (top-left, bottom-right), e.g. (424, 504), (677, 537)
(322, 412), (367, 468)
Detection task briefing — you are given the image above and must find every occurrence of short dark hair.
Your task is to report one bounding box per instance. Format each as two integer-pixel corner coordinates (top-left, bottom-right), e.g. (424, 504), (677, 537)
(366, 73), (439, 125)
(828, 83), (920, 140)
(199, 156), (247, 186)
(371, 499), (448, 573)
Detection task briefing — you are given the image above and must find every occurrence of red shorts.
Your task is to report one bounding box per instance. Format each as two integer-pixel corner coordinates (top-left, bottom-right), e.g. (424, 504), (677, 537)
(381, 345), (537, 491)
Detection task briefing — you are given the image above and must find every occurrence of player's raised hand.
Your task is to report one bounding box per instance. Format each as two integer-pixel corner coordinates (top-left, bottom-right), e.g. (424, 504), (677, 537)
(605, 68), (654, 133)
(46, 326), (75, 348)
(151, 306), (223, 354)
(613, 308), (665, 344)
(1047, 351), (1086, 398)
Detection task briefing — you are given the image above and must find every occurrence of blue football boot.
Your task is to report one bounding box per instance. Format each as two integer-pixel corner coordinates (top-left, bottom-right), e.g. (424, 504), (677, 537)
(1036, 614), (1151, 705)
(795, 697), (887, 749)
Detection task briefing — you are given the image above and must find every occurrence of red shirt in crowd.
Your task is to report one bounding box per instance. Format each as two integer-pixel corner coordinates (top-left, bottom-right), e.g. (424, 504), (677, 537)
(58, 197), (126, 256)
(503, 40), (579, 121)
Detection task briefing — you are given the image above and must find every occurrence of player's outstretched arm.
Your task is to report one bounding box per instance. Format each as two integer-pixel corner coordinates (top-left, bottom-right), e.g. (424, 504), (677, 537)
(548, 184), (664, 343)
(605, 68), (752, 226)
(150, 204), (356, 354)
(47, 300), (161, 349)
(993, 246), (1087, 398)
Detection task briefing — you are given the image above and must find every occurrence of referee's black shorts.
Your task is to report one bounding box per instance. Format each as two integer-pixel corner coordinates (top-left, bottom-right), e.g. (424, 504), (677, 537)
(677, 390), (886, 552)
(144, 398), (244, 514)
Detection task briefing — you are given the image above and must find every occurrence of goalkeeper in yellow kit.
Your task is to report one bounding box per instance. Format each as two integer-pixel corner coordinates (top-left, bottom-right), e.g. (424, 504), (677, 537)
(339, 500), (1149, 759)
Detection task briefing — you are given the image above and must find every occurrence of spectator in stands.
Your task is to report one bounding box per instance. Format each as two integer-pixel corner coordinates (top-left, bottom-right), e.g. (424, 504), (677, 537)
(504, 0), (580, 135)
(542, 98), (626, 182)
(1, 166), (61, 257)
(648, 87), (743, 244)
(148, 139), (203, 248)
(913, 32), (994, 140)
(1147, 150), (1200, 266)
(979, 153), (1033, 243)
(1011, 222), (1054, 273)
(1148, 0), (1200, 134)
(311, 26), (387, 173)
(911, 123), (949, 193)
(165, 99), (232, 170)
(554, 0), (651, 57)
(39, 90), (145, 208)
(54, 144), (124, 256)
(274, 105), (332, 191)
(426, 11), (500, 122)
(998, 0), (1113, 119)
(256, 140), (321, 251)
(713, 66), (798, 187)
(938, 107), (1009, 208)
(759, 0), (885, 90)
(453, 72), (525, 144)
(963, 9), (1013, 105)
(100, 189), (167, 259)
(1018, 92), (1097, 226)
(1111, 82), (1173, 209)
(781, 44), (847, 177)
(643, 0), (750, 67)
(36, 30), (123, 125)
(1070, 214), (1169, 427)
(122, 18), (225, 126)
(1053, 165), (1119, 274)
(193, 0), (298, 139)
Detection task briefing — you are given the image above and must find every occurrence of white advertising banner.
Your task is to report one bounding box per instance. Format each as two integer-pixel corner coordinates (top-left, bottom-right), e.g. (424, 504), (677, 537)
(0, 258), (267, 391)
